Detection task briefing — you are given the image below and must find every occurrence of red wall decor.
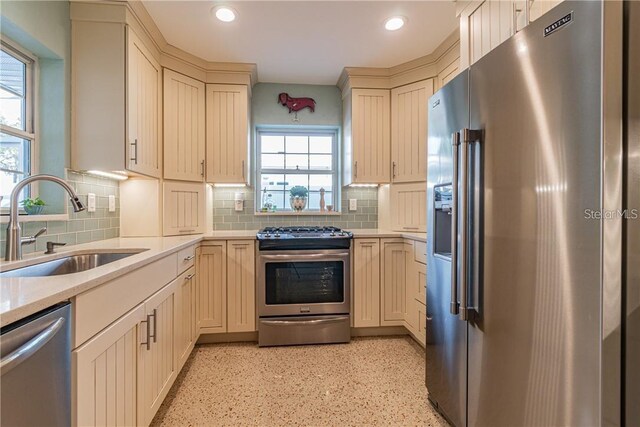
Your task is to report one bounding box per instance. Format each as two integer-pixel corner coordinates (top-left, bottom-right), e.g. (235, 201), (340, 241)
(278, 93), (316, 113)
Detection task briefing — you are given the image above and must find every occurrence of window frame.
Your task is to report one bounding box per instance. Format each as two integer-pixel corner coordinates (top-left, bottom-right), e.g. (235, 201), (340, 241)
(0, 38), (38, 211)
(255, 128), (340, 214)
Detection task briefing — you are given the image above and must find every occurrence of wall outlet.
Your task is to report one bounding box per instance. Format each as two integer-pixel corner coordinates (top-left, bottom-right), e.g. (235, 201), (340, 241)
(108, 195), (116, 212)
(87, 193), (96, 212)
(234, 192), (244, 212)
(349, 198), (357, 211)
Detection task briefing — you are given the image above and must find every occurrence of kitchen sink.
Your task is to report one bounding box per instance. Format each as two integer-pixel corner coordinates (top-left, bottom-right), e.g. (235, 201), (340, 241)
(0, 250), (148, 278)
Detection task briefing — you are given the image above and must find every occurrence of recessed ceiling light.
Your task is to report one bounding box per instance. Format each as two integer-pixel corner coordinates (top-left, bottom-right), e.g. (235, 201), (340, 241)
(384, 16), (406, 31)
(213, 6), (236, 23)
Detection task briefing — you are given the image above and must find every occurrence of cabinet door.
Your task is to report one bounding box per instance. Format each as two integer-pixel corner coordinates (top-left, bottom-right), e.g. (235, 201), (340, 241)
(350, 89), (391, 183)
(205, 84), (249, 184)
(414, 260), (427, 305)
(197, 242), (227, 333)
(138, 280), (177, 426)
(127, 28), (162, 178)
(176, 267), (197, 370)
(163, 69), (205, 182)
(391, 80), (433, 183)
(163, 181), (206, 236)
(353, 239), (381, 328)
(390, 183), (427, 232)
(416, 302), (427, 347)
(74, 304), (145, 427)
(227, 240), (256, 333)
(380, 239), (411, 326)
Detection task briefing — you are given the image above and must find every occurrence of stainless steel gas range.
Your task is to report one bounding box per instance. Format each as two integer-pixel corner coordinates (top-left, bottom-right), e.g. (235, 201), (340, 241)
(256, 226), (352, 347)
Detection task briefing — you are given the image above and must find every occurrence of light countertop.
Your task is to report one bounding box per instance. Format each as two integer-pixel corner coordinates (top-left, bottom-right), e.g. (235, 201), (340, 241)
(0, 229), (425, 327)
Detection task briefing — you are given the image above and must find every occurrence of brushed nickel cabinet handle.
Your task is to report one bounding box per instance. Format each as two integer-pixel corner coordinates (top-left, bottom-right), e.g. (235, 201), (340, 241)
(354, 161), (358, 179)
(186, 273), (196, 280)
(149, 309), (157, 343)
(393, 161), (397, 178)
(141, 314), (151, 350)
(130, 139), (138, 164)
(183, 255), (195, 261)
(241, 160), (245, 179)
(200, 160), (205, 177)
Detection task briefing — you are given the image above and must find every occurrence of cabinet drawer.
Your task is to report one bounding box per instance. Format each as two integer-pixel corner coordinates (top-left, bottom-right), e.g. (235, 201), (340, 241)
(414, 241), (427, 265)
(177, 245), (196, 274)
(73, 253), (178, 348)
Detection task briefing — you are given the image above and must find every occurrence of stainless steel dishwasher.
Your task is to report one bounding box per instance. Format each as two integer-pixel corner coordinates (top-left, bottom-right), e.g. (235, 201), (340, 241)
(1, 302), (71, 426)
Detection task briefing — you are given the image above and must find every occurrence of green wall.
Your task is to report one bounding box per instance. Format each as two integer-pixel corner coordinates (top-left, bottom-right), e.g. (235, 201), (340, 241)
(1, 0), (71, 212)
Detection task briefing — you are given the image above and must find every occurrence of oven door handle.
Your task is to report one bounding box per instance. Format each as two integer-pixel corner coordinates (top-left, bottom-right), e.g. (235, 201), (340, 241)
(259, 252), (350, 261)
(261, 316), (349, 326)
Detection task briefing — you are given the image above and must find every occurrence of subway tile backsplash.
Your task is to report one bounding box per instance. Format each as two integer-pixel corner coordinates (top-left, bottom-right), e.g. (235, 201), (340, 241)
(211, 186), (378, 230)
(0, 170), (120, 258)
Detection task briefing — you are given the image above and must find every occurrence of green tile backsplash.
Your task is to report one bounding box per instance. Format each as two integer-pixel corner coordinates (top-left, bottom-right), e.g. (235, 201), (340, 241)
(211, 186), (378, 230)
(0, 170), (120, 258)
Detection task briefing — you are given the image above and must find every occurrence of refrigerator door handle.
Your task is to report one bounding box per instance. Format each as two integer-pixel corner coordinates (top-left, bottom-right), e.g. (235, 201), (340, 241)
(450, 131), (461, 315)
(460, 128), (482, 321)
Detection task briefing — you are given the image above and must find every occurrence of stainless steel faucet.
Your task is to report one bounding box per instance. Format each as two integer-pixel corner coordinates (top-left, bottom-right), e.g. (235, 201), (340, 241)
(5, 174), (85, 261)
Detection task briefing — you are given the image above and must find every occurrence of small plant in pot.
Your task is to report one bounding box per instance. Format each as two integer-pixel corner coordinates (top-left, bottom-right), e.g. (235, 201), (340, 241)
(289, 186), (308, 212)
(21, 196), (46, 215)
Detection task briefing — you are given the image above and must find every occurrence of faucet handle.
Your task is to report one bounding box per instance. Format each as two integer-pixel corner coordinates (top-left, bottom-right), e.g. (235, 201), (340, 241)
(33, 227), (47, 239)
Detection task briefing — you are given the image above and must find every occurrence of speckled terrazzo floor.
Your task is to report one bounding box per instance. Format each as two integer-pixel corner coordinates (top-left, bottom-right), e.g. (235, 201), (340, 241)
(151, 336), (449, 427)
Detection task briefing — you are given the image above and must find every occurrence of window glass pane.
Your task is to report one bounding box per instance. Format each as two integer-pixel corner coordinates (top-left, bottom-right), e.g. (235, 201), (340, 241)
(309, 154), (332, 170)
(0, 132), (30, 207)
(261, 135), (284, 153)
(284, 174), (309, 191)
(270, 191), (285, 211)
(0, 50), (26, 131)
(285, 154), (308, 170)
(309, 136), (332, 154)
(261, 153), (284, 169)
(258, 173), (286, 192)
(308, 192), (320, 210)
(309, 174), (333, 192)
(285, 135), (308, 153)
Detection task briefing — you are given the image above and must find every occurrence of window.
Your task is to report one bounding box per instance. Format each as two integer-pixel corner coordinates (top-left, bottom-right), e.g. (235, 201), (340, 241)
(0, 41), (35, 208)
(256, 129), (338, 212)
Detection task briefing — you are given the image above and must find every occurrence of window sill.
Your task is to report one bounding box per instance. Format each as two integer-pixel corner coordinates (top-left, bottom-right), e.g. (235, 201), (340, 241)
(254, 211), (341, 216)
(0, 213), (69, 224)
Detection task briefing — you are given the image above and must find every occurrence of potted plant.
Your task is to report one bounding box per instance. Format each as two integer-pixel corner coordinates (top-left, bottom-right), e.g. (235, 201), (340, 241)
(21, 196), (46, 215)
(289, 186), (308, 211)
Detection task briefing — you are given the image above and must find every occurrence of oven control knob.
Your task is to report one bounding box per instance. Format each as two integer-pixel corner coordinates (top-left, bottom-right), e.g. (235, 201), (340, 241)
(330, 232), (336, 236)
(265, 233), (271, 237)
(274, 233), (280, 238)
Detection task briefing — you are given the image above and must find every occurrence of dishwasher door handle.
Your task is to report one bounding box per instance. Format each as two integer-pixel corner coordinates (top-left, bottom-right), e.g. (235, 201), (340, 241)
(0, 317), (65, 376)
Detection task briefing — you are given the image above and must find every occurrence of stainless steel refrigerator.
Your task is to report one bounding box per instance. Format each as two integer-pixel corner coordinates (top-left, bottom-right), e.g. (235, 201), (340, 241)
(425, 1), (636, 426)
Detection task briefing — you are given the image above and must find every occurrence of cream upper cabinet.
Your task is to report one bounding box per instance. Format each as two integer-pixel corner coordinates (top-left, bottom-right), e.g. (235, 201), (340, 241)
(380, 239), (411, 326)
(227, 240), (256, 333)
(72, 23), (162, 177)
(74, 304), (144, 427)
(460, 0), (563, 68)
(343, 88), (391, 185)
(163, 181), (206, 236)
(127, 29), (162, 177)
(197, 242), (227, 334)
(163, 69), (206, 182)
(176, 267), (197, 370)
(137, 280), (178, 427)
(391, 80), (433, 183)
(353, 239), (381, 328)
(205, 84), (250, 184)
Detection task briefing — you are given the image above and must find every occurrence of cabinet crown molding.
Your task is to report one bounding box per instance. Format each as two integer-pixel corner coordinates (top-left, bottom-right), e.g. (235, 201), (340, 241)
(338, 29), (460, 92)
(70, 0), (258, 88)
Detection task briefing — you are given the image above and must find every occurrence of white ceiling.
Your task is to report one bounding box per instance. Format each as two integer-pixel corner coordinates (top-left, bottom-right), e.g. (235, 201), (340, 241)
(142, 1), (458, 85)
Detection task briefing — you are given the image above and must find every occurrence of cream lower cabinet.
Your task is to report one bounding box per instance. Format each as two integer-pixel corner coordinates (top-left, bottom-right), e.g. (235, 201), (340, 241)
(74, 305), (144, 426)
(227, 240), (256, 333)
(380, 239), (412, 326)
(197, 242), (227, 333)
(137, 279), (178, 426)
(176, 266), (197, 370)
(353, 239), (381, 328)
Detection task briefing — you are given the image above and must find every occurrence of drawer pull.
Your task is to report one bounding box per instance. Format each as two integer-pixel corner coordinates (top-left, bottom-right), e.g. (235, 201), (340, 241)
(183, 255), (195, 261)
(185, 273), (196, 280)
